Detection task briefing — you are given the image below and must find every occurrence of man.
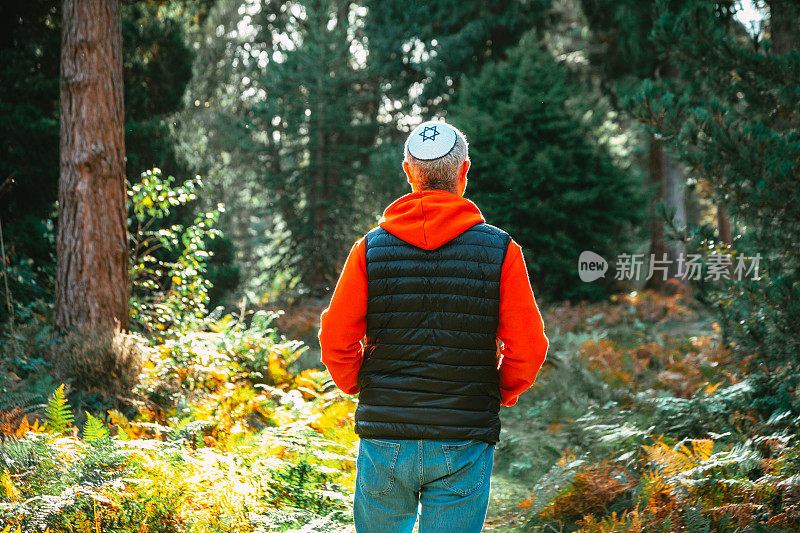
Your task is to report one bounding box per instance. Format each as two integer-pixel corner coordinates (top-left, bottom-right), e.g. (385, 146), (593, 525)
(318, 120), (549, 532)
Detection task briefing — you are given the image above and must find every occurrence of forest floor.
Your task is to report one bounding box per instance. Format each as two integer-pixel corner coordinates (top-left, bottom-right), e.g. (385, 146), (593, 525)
(271, 290), (724, 532)
(481, 294), (719, 532)
(15, 289), (793, 532)
(489, 292), (727, 532)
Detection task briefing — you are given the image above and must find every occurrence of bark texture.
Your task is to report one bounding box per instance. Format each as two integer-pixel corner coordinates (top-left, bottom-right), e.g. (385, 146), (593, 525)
(768, 0), (800, 132)
(644, 135), (687, 290)
(717, 201), (733, 245)
(56, 0), (129, 332)
(663, 145), (687, 279)
(769, 0), (800, 56)
(644, 135), (668, 292)
(645, 61), (687, 292)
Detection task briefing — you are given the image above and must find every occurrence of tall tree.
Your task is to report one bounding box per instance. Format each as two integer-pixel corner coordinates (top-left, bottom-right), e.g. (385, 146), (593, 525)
(625, 0), (800, 361)
(177, 0), (558, 299)
(451, 32), (643, 301)
(56, 0), (129, 331)
(253, 0), (383, 292)
(580, 0), (690, 291)
(364, 0), (553, 117)
(0, 1), (216, 323)
(0, 1), (61, 318)
(180, 0), (394, 296)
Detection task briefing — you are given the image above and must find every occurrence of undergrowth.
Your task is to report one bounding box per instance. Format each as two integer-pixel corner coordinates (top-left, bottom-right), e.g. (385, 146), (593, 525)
(0, 310), (356, 532)
(493, 291), (800, 532)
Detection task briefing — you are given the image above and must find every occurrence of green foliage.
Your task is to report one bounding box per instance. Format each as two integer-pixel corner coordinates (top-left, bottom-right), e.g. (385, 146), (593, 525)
(128, 168), (225, 337)
(176, 0), (558, 299)
(44, 384), (73, 435)
(0, 385), (128, 527)
(0, 328), (354, 531)
(524, 455), (586, 519)
(257, 424), (354, 517)
(364, 0), (553, 115)
(621, 0), (800, 363)
(121, 1), (206, 182)
(177, 0), (375, 296)
(168, 419), (216, 448)
(0, 1), (213, 320)
(0, 0), (61, 324)
(135, 308), (306, 419)
(451, 31), (644, 300)
(82, 412), (109, 444)
(0, 311), (56, 401)
(245, 0), (389, 293)
(579, 0), (663, 81)
(0, 218), (56, 326)
(211, 309), (306, 383)
(0, 1), (60, 270)
(633, 380), (755, 439)
(498, 292), (800, 531)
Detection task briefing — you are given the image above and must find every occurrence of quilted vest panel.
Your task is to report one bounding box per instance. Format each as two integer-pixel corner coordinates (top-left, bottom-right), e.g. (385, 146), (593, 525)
(354, 222), (511, 443)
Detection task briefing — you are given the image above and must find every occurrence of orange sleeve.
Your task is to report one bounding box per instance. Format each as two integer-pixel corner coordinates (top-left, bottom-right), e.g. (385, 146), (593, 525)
(318, 236), (368, 395)
(496, 239), (549, 406)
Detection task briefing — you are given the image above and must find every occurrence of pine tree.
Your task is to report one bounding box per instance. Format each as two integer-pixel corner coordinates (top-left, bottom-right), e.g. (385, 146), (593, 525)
(176, 0), (563, 297)
(224, 0), (389, 294)
(450, 32), (643, 301)
(122, 1), (200, 181)
(623, 0), (800, 360)
(580, 0), (692, 291)
(0, 1), (217, 321)
(363, 0), (553, 116)
(0, 1), (62, 314)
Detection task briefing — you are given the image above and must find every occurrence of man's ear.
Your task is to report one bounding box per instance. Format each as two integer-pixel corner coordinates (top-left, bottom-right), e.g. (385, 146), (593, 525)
(403, 160), (414, 184)
(456, 159), (470, 195)
(459, 159), (471, 180)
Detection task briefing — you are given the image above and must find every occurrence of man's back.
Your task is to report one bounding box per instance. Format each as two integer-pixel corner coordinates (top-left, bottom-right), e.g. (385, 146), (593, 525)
(318, 188), (548, 411)
(356, 221), (510, 443)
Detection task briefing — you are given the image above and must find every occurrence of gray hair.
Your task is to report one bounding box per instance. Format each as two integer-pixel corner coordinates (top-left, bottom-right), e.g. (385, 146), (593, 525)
(404, 124), (469, 193)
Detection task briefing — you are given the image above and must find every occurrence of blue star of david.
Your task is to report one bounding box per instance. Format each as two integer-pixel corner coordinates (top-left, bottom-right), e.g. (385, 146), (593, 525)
(420, 125), (440, 142)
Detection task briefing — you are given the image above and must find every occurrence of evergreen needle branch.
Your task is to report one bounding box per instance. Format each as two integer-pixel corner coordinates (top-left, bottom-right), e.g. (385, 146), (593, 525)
(0, 218), (13, 332)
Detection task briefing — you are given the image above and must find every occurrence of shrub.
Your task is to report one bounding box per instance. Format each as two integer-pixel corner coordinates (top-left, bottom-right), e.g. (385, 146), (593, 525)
(128, 168), (224, 338)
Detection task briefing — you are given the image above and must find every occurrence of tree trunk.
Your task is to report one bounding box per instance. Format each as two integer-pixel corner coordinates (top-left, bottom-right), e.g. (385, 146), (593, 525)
(768, 0), (800, 132)
(645, 60), (688, 293)
(312, 90), (326, 290)
(768, 0), (800, 55)
(663, 145), (687, 279)
(56, 0), (129, 332)
(717, 201), (733, 245)
(644, 135), (667, 291)
(644, 135), (688, 290)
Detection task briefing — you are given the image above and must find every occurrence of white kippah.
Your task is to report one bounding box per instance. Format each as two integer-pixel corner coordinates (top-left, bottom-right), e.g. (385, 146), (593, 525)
(406, 121), (458, 161)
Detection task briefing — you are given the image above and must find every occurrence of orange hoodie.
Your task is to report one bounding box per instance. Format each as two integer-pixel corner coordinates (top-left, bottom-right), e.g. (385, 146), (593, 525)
(318, 189), (549, 407)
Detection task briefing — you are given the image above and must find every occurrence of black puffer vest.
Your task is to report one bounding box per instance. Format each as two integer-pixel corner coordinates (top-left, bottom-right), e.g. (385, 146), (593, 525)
(354, 222), (511, 444)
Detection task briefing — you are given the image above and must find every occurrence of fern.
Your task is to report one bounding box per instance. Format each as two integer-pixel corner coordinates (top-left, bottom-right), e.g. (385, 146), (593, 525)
(168, 419), (216, 448)
(0, 437), (38, 473)
(0, 389), (41, 415)
(81, 413), (109, 444)
(523, 455), (586, 522)
(43, 384), (73, 435)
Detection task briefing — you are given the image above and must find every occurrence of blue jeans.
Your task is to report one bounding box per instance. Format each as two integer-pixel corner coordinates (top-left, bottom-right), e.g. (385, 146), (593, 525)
(353, 438), (495, 532)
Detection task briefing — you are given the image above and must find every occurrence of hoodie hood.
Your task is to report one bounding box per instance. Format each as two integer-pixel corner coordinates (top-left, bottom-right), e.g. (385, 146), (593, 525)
(378, 189), (486, 250)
